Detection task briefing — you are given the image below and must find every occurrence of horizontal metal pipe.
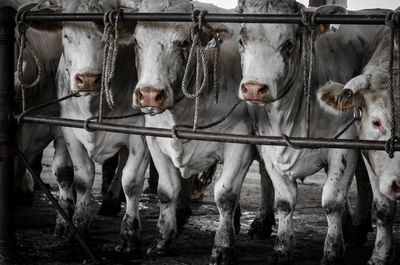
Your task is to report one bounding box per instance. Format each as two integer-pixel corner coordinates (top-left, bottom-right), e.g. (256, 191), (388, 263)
(23, 12), (389, 25)
(17, 115), (400, 151)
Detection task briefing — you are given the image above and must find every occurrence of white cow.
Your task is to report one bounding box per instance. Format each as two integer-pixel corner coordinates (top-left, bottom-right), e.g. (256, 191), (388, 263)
(318, 26), (399, 265)
(236, 0), (386, 264)
(26, 0), (149, 251)
(131, 0), (275, 263)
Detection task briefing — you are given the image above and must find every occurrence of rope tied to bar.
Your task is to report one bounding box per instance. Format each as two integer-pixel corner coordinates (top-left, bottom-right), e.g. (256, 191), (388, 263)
(385, 9), (400, 158)
(300, 10), (318, 138)
(15, 10), (44, 112)
(99, 9), (123, 122)
(179, 9), (222, 137)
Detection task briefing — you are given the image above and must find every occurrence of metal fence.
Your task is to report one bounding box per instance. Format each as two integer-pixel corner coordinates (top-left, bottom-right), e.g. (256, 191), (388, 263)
(0, 7), (398, 264)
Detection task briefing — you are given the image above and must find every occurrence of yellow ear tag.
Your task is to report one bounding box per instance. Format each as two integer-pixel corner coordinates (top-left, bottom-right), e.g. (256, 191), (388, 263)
(316, 24), (328, 35)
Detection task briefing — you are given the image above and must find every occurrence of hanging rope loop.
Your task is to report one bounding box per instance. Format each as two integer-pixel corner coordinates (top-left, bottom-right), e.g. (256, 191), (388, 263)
(15, 10), (44, 112)
(99, 8), (123, 122)
(300, 10), (318, 138)
(385, 9), (400, 158)
(178, 9), (222, 141)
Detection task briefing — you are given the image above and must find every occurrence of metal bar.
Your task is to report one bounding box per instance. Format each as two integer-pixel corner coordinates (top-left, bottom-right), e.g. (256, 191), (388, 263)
(16, 149), (100, 264)
(17, 115), (400, 151)
(0, 7), (16, 262)
(23, 12), (389, 25)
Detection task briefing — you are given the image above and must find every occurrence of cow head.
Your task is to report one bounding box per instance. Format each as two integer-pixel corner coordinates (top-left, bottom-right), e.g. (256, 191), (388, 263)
(318, 60), (400, 200)
(132, 0), (232, 115)
(236, 0), (346, 104)
(23, 0), (138, 95)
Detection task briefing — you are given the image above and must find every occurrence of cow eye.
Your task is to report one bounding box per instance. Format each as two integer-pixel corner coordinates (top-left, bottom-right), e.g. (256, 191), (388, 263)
(282, 39), (295, 54)
(179, 40), (190, 49)
(238, 37), (245, 51)
(372, 119), (381, 128)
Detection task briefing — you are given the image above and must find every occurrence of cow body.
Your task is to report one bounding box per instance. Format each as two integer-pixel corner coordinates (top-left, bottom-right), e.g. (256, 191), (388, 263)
(236, 0), (386, 263)
(25, 0), (150, 250)
(318, 26), (399, 265)
(131, 1), (273, 263)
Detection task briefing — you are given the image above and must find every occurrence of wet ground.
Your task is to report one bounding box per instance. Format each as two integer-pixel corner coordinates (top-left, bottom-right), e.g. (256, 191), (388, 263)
(11, 145), (400, 265)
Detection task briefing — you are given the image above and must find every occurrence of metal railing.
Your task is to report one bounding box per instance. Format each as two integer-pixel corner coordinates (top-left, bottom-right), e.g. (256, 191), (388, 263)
(0, 7), (398, 264)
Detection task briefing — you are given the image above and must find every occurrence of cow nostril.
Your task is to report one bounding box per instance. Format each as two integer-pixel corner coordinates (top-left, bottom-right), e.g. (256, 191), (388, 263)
(392, 180), (400, 193)
(258, 85), (268, 95)
(75, 74), (84, 85)
(137, 91), (144, 101)
(94, 75), (101, 84)
(155, 91), (165, 103)
(241, 84), (248, 94)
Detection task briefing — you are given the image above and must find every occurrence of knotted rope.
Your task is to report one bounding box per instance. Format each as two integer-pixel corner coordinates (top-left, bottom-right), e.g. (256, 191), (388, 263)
(385, 10), (400, 158)
(178, 9), (222, 140)
(15, 10), (44, 112)
(300, 10), (318, 138)
(99, 9), (123, 122)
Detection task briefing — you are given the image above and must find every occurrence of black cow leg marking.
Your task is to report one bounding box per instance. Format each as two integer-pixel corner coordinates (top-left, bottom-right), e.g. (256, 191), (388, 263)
(234, 203), (241, 235)
(248, 211), (275, 239)
(115, 214), (141, 253)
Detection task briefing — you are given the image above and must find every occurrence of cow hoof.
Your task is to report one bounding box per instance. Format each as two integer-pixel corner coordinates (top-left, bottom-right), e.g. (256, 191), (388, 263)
(115, 214), (141, 253)
(98, 198), (121, 217)
(54, 222), (69, 238)
(146, 240), (169, 256)
(209, 246), (237, 265)
(267, 251), (294, 265)
(248, 213), (275, 239)
(176, 207), (192, 229)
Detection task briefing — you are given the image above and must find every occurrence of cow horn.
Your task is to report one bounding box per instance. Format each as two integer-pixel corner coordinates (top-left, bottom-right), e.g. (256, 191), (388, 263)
(343, 74), (371, 96)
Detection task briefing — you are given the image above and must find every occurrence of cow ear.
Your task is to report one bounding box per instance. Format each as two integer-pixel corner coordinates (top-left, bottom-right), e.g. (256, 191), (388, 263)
(317, 81), (357, 115)
(18, 1), (63, 32)
(313, 5), (348, 34)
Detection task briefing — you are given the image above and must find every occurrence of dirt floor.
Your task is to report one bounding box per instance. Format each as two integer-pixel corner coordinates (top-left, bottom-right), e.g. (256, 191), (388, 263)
(10, 145), (400, 265)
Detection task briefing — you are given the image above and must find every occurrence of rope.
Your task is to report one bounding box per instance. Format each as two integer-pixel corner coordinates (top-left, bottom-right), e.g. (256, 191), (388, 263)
(180, 9), (222, 135)
(17, 92), (81, 124)
(300, 10), (318, 138)
(15, 10), (44, 112)
(385, 10), (400, 158)
(99, 9), (123, 122)
(171, 101), (242, 143)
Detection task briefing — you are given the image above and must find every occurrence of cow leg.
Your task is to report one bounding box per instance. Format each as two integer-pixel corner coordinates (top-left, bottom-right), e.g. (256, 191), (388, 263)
(209, 143), (252, 265)
(52, 135), (74, 238)
(98, 150), (127, 217)
(249, 161), (275, 239)
(143, 159), (159, 194)
(267, 172), (297, 265)
(361, 156), (396, 265)
(321, 150), (357, 265)
(62, 129), (94, 237)
(344, 154), (373, 246)
(14, 157), (34, 206)
(146, 138), (181, 256)
(115, 139), (149, 253)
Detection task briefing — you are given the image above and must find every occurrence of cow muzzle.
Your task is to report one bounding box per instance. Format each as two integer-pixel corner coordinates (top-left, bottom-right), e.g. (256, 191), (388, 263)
(136, 87), (166, 108)
(75, 73), (102, 92)
(241, 81), (269, 102)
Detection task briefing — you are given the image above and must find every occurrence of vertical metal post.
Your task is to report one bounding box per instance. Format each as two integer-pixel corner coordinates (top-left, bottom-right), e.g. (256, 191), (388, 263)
(0, 6), (16, 263)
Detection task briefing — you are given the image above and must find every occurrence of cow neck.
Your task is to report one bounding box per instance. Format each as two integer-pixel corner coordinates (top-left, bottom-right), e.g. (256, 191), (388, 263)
(263, 61), (307, 137)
